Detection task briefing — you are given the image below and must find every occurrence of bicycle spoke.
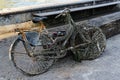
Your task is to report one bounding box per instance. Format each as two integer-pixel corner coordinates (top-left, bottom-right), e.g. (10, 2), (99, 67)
(10, 37), (55, 76)
(11, 51), (27, 54)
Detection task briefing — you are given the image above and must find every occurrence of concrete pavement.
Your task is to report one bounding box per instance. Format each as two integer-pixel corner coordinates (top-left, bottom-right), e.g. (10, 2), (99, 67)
(0, 34), (120, 80)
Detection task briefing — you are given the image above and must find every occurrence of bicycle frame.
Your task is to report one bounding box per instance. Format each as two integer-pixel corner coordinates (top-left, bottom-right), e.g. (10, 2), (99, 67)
(54, 9), (90, 54)
(9, 8), (106, 76)
(10, 8), (91, 59)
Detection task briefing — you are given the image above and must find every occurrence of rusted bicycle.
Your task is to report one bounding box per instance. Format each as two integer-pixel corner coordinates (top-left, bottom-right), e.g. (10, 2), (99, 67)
(9, 8), (106, 76)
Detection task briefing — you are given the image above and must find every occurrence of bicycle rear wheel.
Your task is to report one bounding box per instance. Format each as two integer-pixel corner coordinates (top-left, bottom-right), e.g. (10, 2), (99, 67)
(9, 38), (54, 76)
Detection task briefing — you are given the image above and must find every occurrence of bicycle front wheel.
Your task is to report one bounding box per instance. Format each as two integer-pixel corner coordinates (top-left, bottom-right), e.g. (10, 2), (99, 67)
(9, 38), (54, 76)
(71, 27), (106, 61)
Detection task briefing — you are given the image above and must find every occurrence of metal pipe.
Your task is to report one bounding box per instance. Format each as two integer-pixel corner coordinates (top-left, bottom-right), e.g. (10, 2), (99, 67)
(34, 1), (120, 17)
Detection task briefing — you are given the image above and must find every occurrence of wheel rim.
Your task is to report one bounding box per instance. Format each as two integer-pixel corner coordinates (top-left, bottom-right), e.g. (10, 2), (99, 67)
(10, 39), (54, 76)
(71, 27), (106, 60)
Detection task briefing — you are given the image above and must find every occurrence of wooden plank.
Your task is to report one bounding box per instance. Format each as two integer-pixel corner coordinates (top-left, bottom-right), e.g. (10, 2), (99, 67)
(0, 21), (33, 34)
(0, 0), (94, 16)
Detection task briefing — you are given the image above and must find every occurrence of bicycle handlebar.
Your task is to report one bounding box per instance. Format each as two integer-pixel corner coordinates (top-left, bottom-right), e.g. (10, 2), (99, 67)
(55, 8), (70, 18)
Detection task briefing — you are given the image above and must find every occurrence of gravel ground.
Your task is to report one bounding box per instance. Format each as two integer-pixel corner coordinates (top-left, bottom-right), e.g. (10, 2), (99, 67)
(0, 34), (120, 80)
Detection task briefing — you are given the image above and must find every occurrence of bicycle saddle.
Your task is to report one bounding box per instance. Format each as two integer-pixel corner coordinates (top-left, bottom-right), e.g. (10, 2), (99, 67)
(32, 16), (47, 23)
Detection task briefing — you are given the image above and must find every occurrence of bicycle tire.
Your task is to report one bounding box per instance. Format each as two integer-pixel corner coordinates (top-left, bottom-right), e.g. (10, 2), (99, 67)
(71, 27), (106, 61)
(9, 38), (55, 76)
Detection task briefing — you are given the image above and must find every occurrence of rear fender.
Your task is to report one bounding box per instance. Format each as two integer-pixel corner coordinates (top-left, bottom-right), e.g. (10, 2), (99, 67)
(9, 37), (23, 60)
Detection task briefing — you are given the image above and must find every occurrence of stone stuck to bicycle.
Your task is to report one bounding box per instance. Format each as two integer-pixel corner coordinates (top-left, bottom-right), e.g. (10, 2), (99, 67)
(9, 8), (106, 76)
